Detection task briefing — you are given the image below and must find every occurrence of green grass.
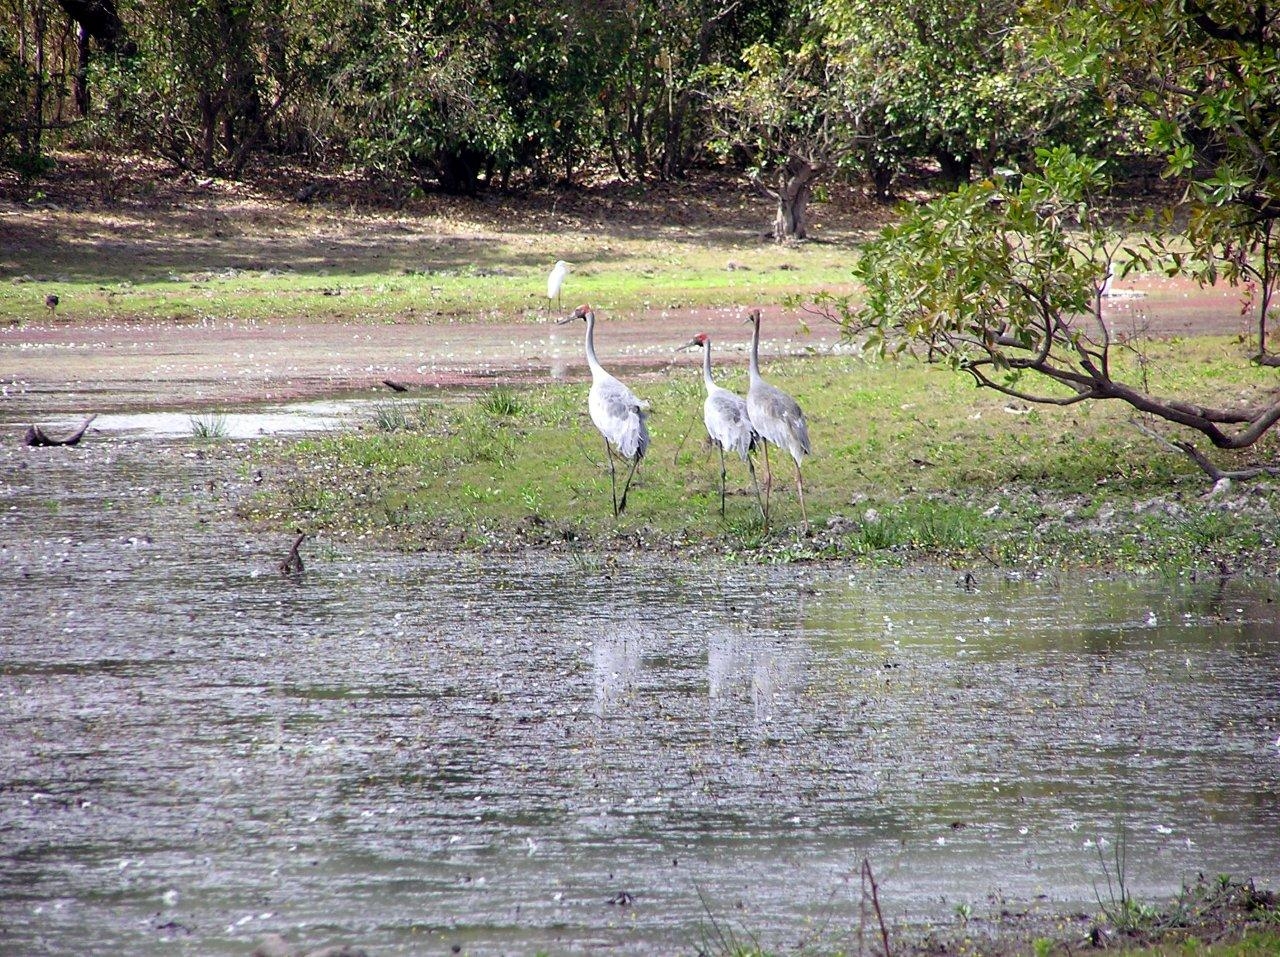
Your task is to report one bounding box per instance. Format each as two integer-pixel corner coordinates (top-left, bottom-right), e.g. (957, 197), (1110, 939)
(0, 209), (860, 325)
(245, 337), (1280, 572)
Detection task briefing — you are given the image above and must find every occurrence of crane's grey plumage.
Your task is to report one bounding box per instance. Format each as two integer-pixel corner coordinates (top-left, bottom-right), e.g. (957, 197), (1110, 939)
(744, 307), (811, 530)
(682, 332), (763, 519)
(547, 260), (569, 311)
(559, 304), (649, 516)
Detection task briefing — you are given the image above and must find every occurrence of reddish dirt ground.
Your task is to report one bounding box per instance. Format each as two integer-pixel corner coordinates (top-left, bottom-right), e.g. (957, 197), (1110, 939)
(0, 274), (1257, 421)
(0, 154), (1260, 420)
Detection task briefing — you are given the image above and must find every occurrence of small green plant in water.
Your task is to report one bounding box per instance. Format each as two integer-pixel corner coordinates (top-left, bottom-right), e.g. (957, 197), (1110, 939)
(189, 411), (228, 439)
(1094, 820), (1159, 933)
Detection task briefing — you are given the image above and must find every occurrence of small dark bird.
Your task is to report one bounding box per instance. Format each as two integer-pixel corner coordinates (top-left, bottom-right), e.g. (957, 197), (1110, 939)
(45, 294), (59, 319)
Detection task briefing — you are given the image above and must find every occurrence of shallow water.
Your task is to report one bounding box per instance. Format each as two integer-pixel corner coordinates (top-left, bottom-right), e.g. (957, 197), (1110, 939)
(1, 436), (1278, 956)
(25, 396), (394, 440)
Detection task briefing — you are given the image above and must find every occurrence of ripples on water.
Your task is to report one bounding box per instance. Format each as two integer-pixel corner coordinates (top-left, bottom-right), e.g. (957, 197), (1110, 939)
(2, 437), (1278, 956)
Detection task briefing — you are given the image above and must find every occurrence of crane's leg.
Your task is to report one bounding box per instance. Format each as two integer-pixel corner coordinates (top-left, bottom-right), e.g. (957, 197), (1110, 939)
(795, 460), (809, 533)
(604, 437), (619, 517)
(618, 455), (640, 515)
(718, 447), (727, 518)
(746, 453), (765, 523)
(760, 442), (773, 526)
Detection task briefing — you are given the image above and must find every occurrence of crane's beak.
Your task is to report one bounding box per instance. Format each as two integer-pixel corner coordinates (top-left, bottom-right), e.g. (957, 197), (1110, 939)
(677, 338), (700, 352)
(555, 314), (576, 325)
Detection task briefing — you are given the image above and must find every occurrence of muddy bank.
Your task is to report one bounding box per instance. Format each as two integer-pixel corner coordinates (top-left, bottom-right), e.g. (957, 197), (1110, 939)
(0, 308), (850, 418)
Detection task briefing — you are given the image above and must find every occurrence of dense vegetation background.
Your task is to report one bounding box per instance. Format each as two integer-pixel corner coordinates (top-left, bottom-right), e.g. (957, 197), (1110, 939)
(0, 0), (1142, 206)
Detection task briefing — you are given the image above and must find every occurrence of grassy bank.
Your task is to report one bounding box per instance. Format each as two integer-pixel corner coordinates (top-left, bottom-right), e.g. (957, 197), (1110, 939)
(1, 159), (868, 326)
(692, 875), (1280, 957)
(243, 335), (1280, 573)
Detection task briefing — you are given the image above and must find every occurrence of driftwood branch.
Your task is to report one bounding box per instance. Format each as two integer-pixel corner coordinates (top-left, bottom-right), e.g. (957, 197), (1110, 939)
(23, 414), (98, 447)
(279, 532), (306, 576)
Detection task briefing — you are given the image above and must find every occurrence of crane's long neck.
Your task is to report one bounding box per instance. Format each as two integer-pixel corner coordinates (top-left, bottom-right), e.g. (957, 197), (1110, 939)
(701, 341), (716, 389)
(584, 311), (606, 380)
(748, 313), (763, 385)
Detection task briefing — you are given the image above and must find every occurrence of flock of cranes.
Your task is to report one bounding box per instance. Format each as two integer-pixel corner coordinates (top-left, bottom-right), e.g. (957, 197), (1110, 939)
(558, 300), (811, 531)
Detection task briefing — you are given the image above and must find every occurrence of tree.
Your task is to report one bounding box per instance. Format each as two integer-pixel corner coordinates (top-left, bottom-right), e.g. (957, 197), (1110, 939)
(824, 147), (1280, 481)
(1036, 0), (1280, 362)
(819, 0), (1109, 195)
(703, 34), (851, 241)
(93, 0), (325, 175)
(339, 0), (611, 193)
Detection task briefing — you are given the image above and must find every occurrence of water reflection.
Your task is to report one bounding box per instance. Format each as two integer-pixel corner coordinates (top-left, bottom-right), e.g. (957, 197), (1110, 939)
(1, 441), (1279, 957)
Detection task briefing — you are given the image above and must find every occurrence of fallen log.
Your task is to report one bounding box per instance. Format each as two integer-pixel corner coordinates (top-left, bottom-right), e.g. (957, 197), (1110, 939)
(279, 532), (306, 576)
(24, 414), (98, 447)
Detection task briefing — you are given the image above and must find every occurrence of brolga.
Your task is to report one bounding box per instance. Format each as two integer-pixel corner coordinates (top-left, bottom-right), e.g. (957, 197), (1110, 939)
(558, 304), (649, 516)
(744, 308), (812, 531)
(547, 260), (570, 311)
(681, 333), (764, 520)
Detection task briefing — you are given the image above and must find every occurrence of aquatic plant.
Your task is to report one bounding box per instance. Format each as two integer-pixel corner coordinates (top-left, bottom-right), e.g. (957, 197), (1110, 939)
(189, 411), (228, 439)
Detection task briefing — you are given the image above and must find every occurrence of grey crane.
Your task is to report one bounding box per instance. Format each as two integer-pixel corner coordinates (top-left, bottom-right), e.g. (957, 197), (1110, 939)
(559, 304), (649, 516)
(744, 307), (811, 530)
(681, 332), (764, 519)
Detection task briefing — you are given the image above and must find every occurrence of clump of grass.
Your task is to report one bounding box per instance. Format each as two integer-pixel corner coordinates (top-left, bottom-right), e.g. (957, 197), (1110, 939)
(479, 387), (524, 417)
(372, 400), (411, 433)
(189, 411), (228, 439)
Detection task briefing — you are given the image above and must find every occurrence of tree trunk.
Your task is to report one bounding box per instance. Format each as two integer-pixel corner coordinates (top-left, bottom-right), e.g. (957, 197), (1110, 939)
(198, 91), (219, 171)
(73, 22), (89, 115)
(936, 150), (973, 189)
(773, 156), (823, 242)
(31, 3), (46, 154)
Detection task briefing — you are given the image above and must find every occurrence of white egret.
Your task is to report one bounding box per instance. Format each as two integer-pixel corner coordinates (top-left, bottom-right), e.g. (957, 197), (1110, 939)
(547, 260), (570, 311)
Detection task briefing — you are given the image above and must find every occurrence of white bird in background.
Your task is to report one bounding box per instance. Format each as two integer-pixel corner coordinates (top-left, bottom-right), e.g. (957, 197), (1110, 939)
(744, 308), (812, 531)
(547, 260), (570, 311)
(558, 304), (649, 516)
(681, 332), (763, 519)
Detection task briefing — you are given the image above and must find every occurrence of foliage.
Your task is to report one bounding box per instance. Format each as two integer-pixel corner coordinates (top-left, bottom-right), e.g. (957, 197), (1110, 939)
(819, 0), (1115, 194)
(1034, 0), (1280, 356)
(830, 145), (1280, 478)
(0, 0), (1119, 191)
(334, 1), (610, 192)
(89, 0), (340, 174)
